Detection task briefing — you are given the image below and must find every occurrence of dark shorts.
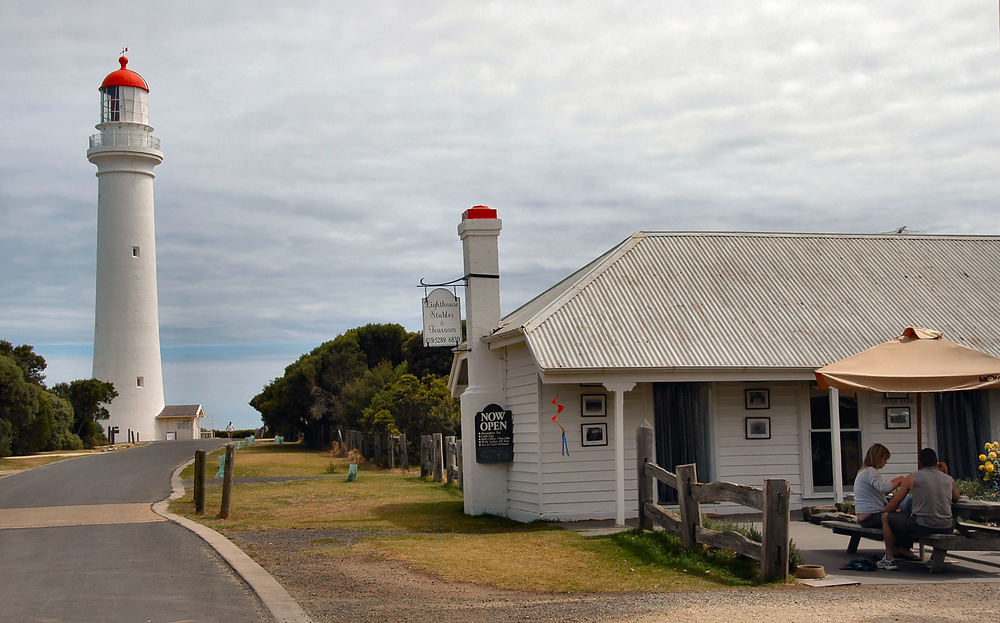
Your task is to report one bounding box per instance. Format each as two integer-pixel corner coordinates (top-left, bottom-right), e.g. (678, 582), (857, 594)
(857, 514), (883, 529)
(885, 512), (952, 537)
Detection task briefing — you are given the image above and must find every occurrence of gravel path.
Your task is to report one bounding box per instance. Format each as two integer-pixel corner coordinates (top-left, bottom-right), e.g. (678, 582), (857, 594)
(229, 529), (1000, 623)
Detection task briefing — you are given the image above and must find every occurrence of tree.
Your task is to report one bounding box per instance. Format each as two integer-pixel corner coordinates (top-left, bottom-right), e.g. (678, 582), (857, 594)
(52, 379), (117, 448)
(401, 332), (454, 378)
(0, 340), (47, 386)
(0, 355), (35, 457)
(354, 323), (409, 369)
(362, 373), (459, 459)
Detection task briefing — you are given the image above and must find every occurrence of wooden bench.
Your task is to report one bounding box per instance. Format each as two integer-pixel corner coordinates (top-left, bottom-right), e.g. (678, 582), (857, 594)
(821, 519), (1000, 573)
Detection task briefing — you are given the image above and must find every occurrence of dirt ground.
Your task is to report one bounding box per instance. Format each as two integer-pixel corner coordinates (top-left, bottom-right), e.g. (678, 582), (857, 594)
(229, 528), (1000, 623)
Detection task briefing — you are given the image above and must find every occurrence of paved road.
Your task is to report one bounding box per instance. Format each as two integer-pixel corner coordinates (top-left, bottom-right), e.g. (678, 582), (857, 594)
(0, 441), (274, 623)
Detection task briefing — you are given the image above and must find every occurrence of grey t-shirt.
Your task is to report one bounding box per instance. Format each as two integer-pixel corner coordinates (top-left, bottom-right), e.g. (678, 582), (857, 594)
(853, 466), (896, 514)
(911, 467), (955, 530)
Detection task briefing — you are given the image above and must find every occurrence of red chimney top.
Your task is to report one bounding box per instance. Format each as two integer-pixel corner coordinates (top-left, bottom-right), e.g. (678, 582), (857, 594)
(462, 205), (497, 220)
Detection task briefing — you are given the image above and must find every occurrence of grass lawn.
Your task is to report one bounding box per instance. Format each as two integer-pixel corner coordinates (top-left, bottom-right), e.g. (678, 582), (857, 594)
(170, 441), (764, 591)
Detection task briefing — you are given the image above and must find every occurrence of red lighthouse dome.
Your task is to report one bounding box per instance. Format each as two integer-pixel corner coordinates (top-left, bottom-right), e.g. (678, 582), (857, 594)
(100, 55), (149, 92)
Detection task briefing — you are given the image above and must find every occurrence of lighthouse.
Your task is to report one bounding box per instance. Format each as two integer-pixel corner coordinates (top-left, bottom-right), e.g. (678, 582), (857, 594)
(87, 54), (164, 442)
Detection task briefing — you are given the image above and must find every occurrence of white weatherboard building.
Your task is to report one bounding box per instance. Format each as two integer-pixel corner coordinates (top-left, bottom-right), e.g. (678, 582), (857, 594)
(451, 208), (1000, 524)
(87, 55), (164, 442)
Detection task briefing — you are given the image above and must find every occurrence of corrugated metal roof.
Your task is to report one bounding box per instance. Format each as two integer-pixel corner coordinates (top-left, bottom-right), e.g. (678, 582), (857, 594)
(157, 404), (204, 419)
(489, 232), (1000, 371)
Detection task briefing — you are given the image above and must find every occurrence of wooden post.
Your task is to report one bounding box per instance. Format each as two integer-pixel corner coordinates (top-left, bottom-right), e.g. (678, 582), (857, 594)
(420, 435), (432, 477)
(399, 433), (409, 471)
(193, 449), (206, 515)
(445, 435), (456, 484)
(388, 435), (395, 469)
(219, 444), (235, 519)
(456, 439), (463, 490)
(432, 433), (444, 482)
(761, 478), (790, 583)
(675, 463), (701, 548)
(636, 421), (655, 532)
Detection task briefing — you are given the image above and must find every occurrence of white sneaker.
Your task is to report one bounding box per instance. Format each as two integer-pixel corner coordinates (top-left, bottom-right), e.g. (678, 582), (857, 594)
(877, 556), (898, 570)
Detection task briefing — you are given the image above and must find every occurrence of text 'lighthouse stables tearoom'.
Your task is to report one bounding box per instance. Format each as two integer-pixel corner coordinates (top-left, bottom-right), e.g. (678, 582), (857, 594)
(441, 206), (1000, 525)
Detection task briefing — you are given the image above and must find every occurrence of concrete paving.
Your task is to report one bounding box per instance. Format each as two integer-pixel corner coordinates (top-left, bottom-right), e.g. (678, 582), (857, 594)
(561, 516), (1000, 585)
(0, 440), (278, 623)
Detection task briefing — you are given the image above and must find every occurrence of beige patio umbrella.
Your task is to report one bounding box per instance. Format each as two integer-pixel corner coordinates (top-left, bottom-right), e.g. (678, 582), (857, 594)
(816, 327), (1000, 455)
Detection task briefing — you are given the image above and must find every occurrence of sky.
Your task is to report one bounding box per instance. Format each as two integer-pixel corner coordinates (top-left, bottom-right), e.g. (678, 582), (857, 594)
(2, 2), (998, 430)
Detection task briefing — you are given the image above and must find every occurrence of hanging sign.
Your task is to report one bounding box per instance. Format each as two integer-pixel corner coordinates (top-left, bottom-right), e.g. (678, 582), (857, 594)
(422, 288), (462, 347)
(475, 403), (514, 463)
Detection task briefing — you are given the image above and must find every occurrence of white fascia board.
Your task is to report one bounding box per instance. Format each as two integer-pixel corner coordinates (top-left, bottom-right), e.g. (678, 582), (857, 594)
(537, 367), (816, 385)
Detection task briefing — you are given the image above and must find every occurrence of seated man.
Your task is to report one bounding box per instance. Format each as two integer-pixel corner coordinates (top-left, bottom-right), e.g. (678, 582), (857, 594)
(879, 448), (960, 570)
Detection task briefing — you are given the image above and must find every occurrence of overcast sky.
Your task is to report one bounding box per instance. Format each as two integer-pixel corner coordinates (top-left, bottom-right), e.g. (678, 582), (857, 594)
(2, 1), (998, 430)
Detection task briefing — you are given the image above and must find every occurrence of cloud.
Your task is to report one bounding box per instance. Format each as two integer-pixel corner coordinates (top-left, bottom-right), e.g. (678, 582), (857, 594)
(3, 1), (999, 428)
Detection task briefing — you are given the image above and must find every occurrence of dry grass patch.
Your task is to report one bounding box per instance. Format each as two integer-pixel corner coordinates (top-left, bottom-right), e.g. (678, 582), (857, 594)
(178, 442), (374, 479)
(338, 530), (728, 592)
(0, 453), (90, 472)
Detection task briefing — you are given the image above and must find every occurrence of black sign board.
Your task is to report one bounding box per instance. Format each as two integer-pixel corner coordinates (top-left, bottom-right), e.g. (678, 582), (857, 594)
(475, 403), (513, 463)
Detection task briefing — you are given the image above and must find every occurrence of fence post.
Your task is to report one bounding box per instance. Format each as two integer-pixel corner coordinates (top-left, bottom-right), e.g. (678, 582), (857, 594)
(636, 420), (655, 532)
(445, 435), (456, 484)
(219, 443), (235, 519)
(761, 478), (790, 583)
(432, 433), (444, 482)
(420, 435), (432, 477)
(193, 449), (206, 515)
(456, 439), (463, 490)
(675, 463), (701, 548)
(388, 435), (395, 469)
(399, 433), (409, 471)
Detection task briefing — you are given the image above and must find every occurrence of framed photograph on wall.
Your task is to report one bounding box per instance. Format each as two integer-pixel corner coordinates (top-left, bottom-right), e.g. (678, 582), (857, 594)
(581, 394), (607, 417)
(745, 388), (770, 410)
(745, 417), (771, 440)
(886, 407), (911, 429)
(581, 422), (608, 447)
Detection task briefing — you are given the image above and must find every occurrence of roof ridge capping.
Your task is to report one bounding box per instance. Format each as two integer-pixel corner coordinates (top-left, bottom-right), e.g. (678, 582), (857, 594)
(638, 231), (1000, 240)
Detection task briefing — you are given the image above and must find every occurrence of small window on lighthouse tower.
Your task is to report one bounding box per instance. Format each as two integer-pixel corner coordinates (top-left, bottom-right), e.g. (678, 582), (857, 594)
(136, 376), (144, 388)
(132, 246), (141, 258)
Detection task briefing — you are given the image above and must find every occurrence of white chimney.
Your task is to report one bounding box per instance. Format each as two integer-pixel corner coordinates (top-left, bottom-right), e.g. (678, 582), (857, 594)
(457, 206), (508, 516)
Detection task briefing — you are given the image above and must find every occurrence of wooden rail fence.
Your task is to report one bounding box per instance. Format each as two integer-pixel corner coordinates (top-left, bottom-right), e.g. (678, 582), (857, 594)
(636, 421), (790, 582)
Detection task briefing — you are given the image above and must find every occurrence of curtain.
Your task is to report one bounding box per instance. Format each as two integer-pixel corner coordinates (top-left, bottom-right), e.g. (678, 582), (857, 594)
(934, 390), (990, 481)
(653, 382), (712, 503)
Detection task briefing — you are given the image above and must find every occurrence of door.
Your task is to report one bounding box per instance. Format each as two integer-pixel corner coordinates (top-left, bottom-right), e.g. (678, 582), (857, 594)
(935, 390), (990, 481)
(653, 382), (713, 503)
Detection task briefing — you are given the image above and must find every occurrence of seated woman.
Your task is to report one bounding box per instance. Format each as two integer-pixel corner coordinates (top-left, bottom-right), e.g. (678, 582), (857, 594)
(854, 443), (904, 529)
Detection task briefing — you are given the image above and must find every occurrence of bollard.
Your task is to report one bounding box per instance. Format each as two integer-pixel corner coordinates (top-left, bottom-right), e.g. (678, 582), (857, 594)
(399, 433), (409, 471)
(194, 449), (206, 515)
(219, 444), (235, 519)
(347, 463), (358, 482)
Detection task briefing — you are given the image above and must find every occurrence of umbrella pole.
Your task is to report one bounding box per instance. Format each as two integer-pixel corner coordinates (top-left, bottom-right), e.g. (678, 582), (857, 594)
(916, 394), (922, 456)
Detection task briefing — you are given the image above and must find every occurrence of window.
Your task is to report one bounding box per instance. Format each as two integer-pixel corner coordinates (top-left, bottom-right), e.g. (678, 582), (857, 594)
(136, 376), (144, 388)
(132, 246), (141, 258)
(809, 383), (861, 492)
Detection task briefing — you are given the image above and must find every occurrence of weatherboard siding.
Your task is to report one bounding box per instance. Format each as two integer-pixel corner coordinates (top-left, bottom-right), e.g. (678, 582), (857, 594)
(505, 343), (541, 519)
(710, 381), (804, 513)
(538, 384), (646, 521)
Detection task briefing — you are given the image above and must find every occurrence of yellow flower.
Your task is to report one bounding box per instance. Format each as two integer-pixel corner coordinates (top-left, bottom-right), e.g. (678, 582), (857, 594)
(987, 462), (995, 473)
(993, 442), (1000, 451)
(981, 454), (988, 462)
(991, 452), (998, 460)
(981, 464), (987, 471)
(988, 443), (993, 451)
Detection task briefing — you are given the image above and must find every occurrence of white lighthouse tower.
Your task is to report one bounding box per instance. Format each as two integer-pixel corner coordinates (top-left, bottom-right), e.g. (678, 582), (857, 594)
(87, 54), (164, 443)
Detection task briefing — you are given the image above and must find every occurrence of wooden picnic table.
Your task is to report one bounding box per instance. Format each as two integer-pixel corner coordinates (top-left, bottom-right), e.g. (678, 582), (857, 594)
(821, 498), (1000, 573)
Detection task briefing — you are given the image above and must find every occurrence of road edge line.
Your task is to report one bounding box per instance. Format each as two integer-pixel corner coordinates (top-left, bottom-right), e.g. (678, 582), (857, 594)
(152, 460), (313, 623)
